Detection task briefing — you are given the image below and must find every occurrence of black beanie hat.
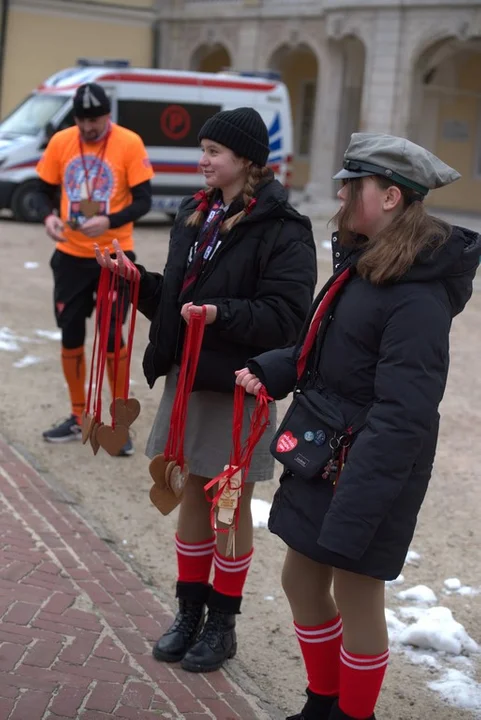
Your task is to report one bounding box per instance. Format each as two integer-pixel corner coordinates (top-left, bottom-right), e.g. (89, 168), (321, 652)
(198, 107), (270, 166)
(73, 83), (111, 119)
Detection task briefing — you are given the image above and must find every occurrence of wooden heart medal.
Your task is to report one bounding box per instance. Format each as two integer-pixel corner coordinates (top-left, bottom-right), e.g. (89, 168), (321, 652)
(149, 307), (207, 515)
(82, 257), (141, 455)
(204, 383), (271, 557)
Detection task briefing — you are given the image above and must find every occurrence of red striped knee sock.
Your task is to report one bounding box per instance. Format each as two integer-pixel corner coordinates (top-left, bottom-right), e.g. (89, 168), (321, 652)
(213, 547), (253, 597)
(175, 534), (216, 585)
(294, 615), (343, 696)
(339, 646), (389, 719)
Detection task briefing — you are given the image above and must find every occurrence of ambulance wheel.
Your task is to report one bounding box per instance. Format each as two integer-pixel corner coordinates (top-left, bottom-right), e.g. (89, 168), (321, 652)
(11, 180), (44, 223)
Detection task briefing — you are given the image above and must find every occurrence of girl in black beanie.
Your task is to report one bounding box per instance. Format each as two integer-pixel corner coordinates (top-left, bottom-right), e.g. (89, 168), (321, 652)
(97, 106), (317, 673)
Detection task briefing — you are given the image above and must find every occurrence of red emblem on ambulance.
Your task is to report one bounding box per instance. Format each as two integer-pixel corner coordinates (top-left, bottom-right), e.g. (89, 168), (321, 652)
(160, 105), (191, 140)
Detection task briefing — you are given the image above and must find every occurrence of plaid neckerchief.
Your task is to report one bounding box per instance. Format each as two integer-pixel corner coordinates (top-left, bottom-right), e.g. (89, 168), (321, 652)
(181, 201), (226, 295)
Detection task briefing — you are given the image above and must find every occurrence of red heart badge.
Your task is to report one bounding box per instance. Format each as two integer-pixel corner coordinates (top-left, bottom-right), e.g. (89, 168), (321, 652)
(276, 431), (298, 453)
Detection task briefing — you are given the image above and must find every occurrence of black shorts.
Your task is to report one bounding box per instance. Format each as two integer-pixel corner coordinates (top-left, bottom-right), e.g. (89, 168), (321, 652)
(50, 249), (136, 331)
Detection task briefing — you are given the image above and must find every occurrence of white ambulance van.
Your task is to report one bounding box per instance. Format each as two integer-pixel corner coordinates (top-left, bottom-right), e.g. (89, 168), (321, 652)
(0, 60), (293, 222)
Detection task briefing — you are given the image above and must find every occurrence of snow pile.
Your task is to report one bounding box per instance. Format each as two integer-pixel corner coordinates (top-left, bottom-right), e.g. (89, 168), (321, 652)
(398, 585), (437, 604)
(0, 327), (21, 352)
(13, 355), (42, 368)
(429, 669), (481, 712)
(444, 578), (461, 591)
(35, 329), (61, 341)
(405, 549), (421, 566)
(443, 578), (479, 597)
(24, 261), (39, 269)
(398, 606), (478, 655)
(251, 498), (271, 529)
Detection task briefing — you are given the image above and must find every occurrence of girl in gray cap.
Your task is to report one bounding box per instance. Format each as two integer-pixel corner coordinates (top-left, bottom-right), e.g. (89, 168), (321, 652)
(97, 107), (316, 673)
(237, 133), (481, 720)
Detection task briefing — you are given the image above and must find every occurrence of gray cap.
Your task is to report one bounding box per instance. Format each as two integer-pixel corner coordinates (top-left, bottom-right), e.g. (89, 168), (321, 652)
(333, 133), (461, 196)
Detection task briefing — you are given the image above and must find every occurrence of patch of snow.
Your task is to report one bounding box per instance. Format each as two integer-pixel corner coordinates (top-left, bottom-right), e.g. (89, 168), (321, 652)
(398, 585), (437, 605)
(385, 608), (407, 641)
(405, 549), (421, 566)
(35, 329), (61, 341)
(264, 595), (275, 601)
(398, 606), (427, 622)
(429, 669), (481, 712)
(386, 573), (404, 587)
(321, 240), (331, 250)
(13, 355), (42, 369)
(457, 586), (479, 597)
(251, 498), (271, 529)
(403, 647), (442, 670)
(24, 261), (39, 269)
(398, 606), (479, 655)
(0, 327), (20, 352)
(444, 578), (461, 591)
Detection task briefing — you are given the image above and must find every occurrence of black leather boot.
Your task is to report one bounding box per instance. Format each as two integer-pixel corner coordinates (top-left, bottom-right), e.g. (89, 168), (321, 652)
(287, 688), (337, 719)
(328, 700), (375, 719)
(152, 582), (209, 663)
(181, 589), (240, 673)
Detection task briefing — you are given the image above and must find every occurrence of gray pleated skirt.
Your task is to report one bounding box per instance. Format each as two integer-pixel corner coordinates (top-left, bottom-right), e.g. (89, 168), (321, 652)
(146, 367), (276, 482)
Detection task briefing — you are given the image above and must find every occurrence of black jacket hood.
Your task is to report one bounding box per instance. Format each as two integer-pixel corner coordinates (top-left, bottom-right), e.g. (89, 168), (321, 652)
(401, 225), (481, 316)
(178, 178), (312, 231)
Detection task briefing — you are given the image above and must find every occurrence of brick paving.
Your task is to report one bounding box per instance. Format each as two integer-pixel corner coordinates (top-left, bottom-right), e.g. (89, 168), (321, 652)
(0, 435), (271, 720)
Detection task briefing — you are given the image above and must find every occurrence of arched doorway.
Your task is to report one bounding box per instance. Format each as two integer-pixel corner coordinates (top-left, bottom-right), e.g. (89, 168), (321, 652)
(410, 37), (481, 212)
(190, 44), (231, 73)
(268, 43), (318, 188)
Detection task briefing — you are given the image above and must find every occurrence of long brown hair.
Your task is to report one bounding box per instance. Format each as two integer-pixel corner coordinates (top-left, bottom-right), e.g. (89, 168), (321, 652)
(332, 177), (451, 284)
(186, 164), (272, 231)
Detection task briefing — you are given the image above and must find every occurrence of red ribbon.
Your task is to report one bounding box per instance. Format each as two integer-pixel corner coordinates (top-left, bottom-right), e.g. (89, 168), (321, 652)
(193, 190), (210, 214)
(204, 384), (272, 533)
(245, 198), (257, 215)
(78, 126), (111, 202)
(296, 267), (351, 380)
(164, 308), (207, 467)
(86, 267), (115, 423)
(86, 255), (140, 428)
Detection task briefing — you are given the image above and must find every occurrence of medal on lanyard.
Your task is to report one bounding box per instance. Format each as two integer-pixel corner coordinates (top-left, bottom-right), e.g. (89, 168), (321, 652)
(203, 385), (271, 557)
(149, 309), (207, 515)
(78, 127), (111, 219)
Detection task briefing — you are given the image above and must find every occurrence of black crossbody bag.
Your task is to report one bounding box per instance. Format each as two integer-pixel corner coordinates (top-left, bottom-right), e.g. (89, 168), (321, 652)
(270, 387), (370, 481)
(270, 267), (371, 481)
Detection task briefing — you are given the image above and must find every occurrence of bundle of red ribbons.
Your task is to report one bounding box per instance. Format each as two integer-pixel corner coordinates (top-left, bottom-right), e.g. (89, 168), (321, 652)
(148, 306), (272, 557)
(82, 256), (141, 455)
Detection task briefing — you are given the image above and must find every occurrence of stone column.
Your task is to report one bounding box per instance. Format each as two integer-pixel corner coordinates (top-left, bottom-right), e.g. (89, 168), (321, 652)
(359, 9), (402, 134)
(305, 40), (344, 206)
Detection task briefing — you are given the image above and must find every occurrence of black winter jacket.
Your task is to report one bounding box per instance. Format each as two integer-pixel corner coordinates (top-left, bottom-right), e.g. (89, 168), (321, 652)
(249, 225), (481, 580)
(137, 179), (317, 392)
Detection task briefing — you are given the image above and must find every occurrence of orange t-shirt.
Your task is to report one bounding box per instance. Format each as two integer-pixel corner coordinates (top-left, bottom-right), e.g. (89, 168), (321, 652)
(36, 123), (154, 258)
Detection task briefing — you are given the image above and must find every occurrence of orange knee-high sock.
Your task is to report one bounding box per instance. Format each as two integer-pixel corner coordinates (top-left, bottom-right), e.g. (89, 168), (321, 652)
(106, 347), (128, 399)
(61, 346), (86, 421)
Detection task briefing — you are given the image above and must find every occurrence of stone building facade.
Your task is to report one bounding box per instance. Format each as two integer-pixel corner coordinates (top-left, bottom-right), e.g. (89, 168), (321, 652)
(1, 0), (481, 212)
(160, 0), (481, 213)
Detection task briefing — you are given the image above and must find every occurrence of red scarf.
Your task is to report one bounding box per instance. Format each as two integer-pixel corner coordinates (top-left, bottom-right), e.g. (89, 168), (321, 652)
(296, 267), (352, 379)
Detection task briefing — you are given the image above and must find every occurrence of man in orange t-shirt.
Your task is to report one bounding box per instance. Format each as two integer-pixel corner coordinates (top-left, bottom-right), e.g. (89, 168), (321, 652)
(36, 83), (154, 452)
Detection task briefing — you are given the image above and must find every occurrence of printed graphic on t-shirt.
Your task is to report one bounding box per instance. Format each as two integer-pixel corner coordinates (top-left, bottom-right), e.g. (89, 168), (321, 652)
(64, 155), (115, 228)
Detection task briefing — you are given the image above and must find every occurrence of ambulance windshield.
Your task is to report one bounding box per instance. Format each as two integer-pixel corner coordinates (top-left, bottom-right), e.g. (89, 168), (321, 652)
(0, 94), (68, 137)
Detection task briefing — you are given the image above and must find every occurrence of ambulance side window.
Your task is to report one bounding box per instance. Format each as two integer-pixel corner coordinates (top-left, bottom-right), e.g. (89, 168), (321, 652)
(57, 108), (75, 132)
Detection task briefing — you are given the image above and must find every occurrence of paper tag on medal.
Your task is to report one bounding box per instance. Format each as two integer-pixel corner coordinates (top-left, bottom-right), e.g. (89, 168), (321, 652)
(217, 465), (242, 526)
(79, 199), (101, 219)
(225, 525), (236, 559)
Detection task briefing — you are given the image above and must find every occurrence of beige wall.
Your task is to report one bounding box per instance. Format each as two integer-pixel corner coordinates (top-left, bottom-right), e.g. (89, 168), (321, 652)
(426, 50), (481, 212)
(1, 8), (152, 117)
